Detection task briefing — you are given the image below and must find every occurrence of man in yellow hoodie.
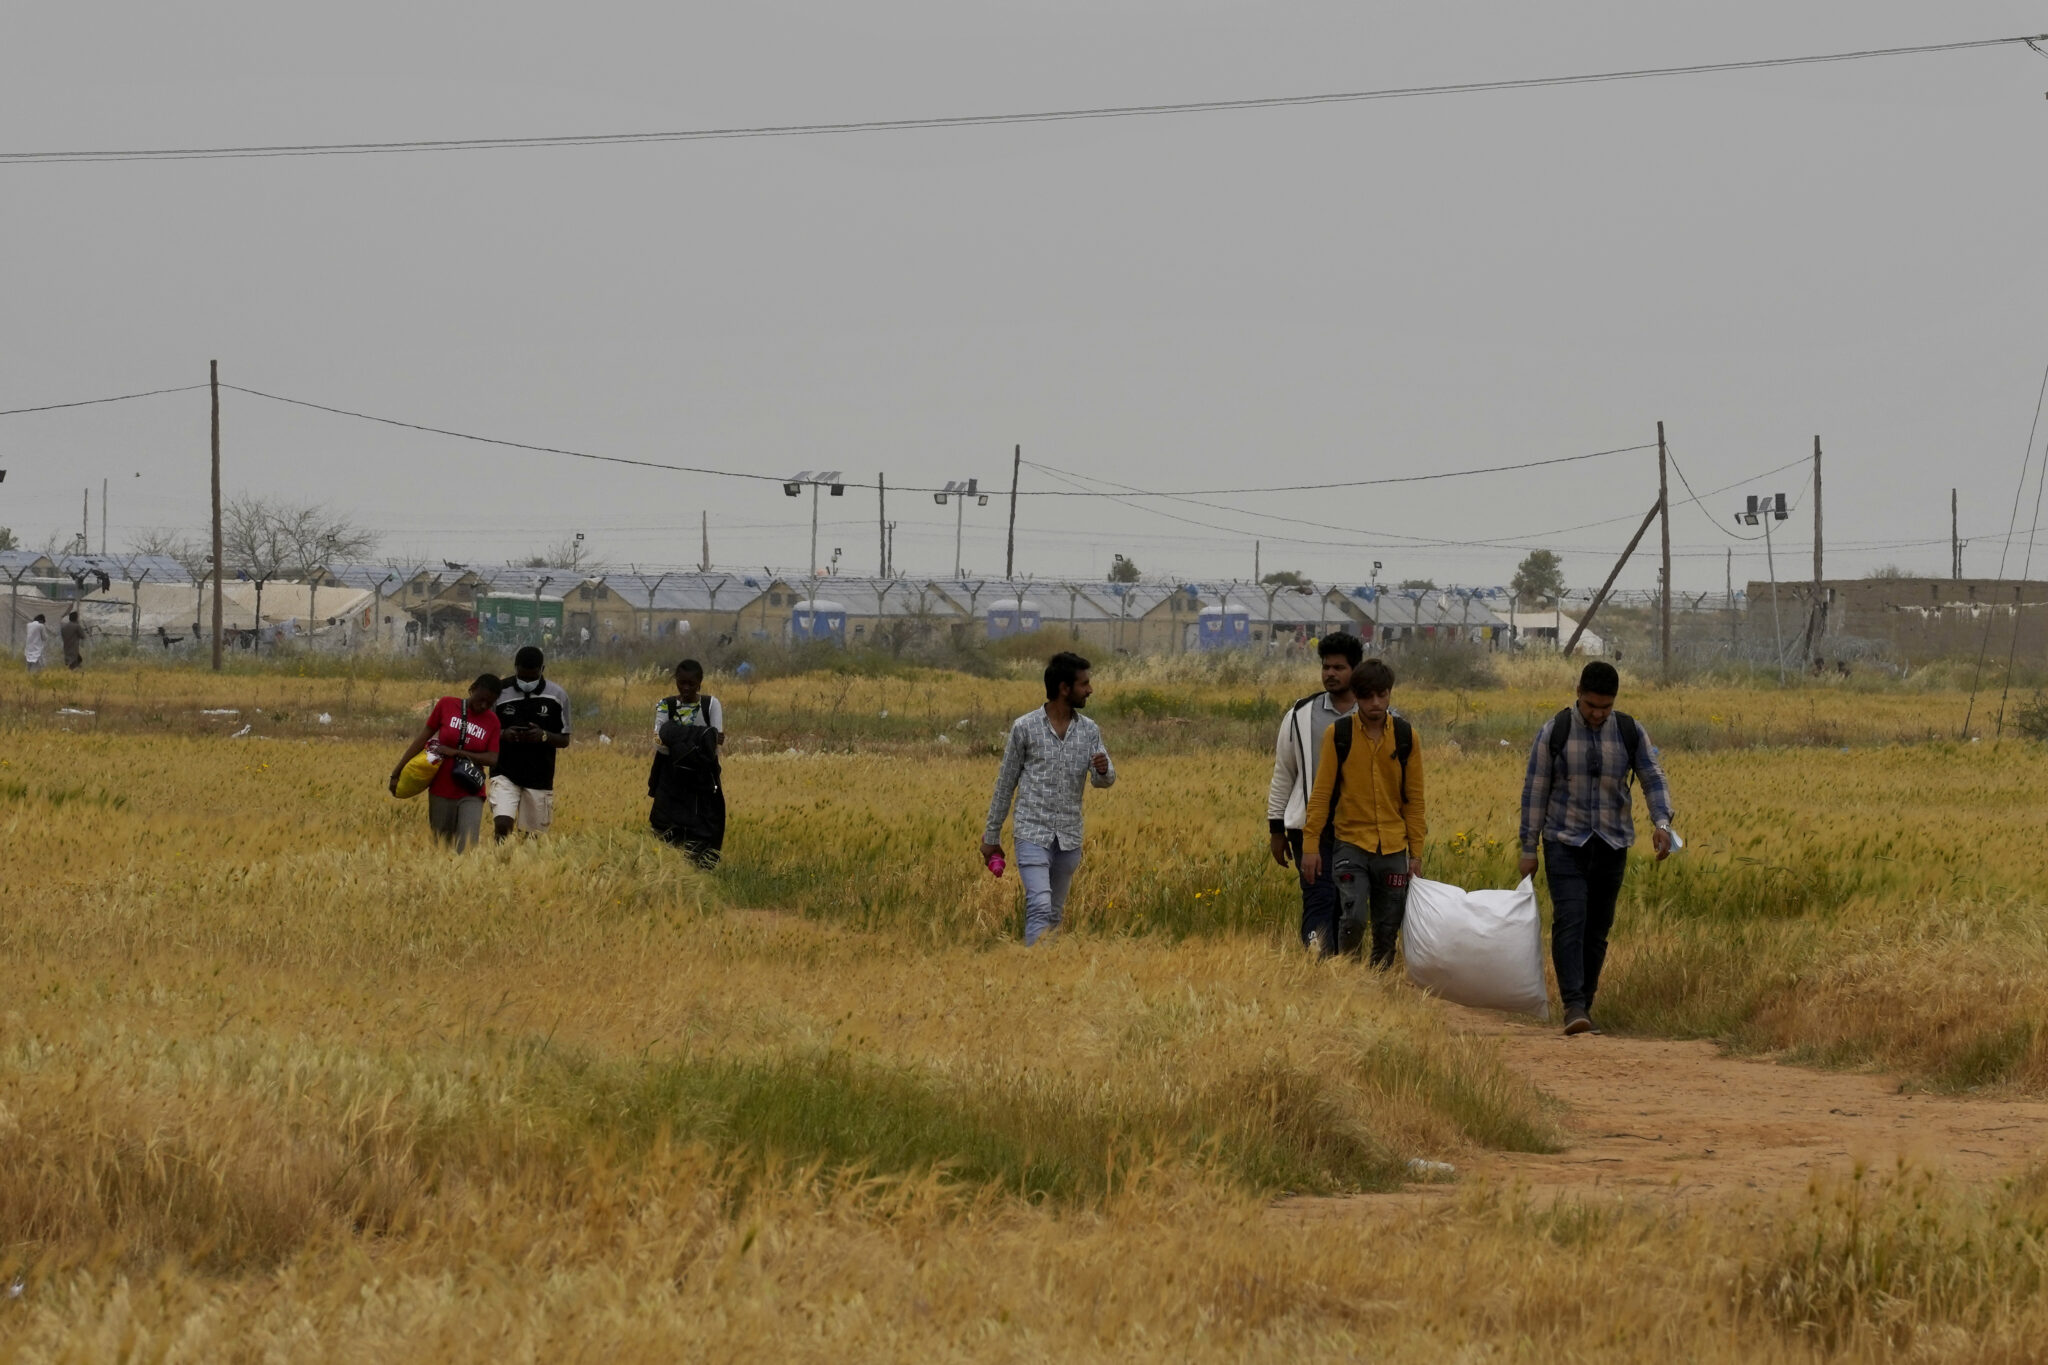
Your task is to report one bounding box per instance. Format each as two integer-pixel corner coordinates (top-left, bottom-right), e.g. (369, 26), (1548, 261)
(1298, 658), (1426, 967)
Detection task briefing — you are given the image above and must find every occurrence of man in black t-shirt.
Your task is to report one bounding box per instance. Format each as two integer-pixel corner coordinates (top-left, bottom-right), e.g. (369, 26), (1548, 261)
(489, 645), (573, 840)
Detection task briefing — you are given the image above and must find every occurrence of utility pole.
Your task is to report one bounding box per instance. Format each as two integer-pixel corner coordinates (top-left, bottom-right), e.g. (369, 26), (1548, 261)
(878, 472), (888, 576)
(1004, 445), (1020, 579)
(80, 488), (88, 553)
(700, 510), (710, 572)
(101, 477), (108, 554)
(1726, 547), (1736, 657)
(1658, 420), (1671, 676)
(1952, 488), (1961, 579)
(1254, 540), (1261, 583)
(210, 361), (223, 671)
(1810, 435), (1824, 666)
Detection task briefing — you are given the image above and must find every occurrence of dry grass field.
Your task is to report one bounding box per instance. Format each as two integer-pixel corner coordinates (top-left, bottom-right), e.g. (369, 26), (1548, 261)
(3, 653), (2047, 1360)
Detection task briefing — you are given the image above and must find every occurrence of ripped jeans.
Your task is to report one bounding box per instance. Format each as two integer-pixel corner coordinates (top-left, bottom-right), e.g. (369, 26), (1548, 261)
(1332, 841), (1412, 968)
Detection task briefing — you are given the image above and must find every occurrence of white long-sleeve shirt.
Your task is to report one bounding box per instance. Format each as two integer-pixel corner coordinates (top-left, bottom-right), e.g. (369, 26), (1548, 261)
(1266, 691), (1357, 833)
(23, 620), (45, 665)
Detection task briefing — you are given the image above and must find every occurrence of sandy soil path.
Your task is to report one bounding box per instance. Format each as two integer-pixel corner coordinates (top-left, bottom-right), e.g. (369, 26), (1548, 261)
(1288, 1007), (2048, 1215)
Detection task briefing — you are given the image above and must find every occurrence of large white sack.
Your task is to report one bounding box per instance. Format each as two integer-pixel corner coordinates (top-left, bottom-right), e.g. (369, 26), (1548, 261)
(1403, 876), (1549, 1020)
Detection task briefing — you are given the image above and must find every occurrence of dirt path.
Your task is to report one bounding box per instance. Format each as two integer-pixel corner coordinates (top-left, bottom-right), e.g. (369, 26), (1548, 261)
(1290, 1008), (2048, 1215)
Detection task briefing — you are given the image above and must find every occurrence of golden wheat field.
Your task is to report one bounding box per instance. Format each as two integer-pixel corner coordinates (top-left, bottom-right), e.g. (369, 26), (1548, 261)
(3, 653), (2047, 1361)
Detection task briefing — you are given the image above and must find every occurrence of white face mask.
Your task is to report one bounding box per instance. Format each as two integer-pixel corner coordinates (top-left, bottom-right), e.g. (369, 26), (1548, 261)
(512, 676), (543, 694)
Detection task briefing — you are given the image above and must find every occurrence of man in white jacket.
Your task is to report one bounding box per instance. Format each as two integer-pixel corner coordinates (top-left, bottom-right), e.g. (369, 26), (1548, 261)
(1266, 630), (1363, 955)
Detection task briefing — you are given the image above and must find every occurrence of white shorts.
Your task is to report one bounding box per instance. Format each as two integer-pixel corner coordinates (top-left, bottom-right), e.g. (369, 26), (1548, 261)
(487, 775), (555, 832)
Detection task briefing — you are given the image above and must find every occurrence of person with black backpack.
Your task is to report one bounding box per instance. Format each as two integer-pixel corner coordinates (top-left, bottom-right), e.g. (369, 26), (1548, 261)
(649, 659), (727, 866)
(1518, 660), (1676, 1036)
(1298, 659), (1426, 967)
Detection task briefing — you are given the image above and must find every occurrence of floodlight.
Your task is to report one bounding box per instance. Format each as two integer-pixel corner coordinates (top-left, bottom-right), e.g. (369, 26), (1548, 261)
(829, 484), (844, 496)
(784, 483), (801, 497)
(935, 493), (948, 506)
(977, 495), (989, 506)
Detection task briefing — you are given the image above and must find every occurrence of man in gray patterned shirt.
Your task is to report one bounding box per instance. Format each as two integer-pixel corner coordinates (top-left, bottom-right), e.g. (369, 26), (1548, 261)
(981, 651), (1117, 945)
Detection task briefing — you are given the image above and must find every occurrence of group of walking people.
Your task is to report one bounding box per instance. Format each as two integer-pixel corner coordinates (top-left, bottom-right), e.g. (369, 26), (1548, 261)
(387, 650), (727, 866)
(980, 637), (1677, 1036)
(21, 611), (84, 672)
(375, 633), (1674, 1034)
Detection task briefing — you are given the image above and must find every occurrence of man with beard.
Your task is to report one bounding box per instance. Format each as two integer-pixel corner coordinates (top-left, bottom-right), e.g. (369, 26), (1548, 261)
(488, 645), (572, 840)
(981, 651), (1117, 946)
(1266, 630), (1362, 956)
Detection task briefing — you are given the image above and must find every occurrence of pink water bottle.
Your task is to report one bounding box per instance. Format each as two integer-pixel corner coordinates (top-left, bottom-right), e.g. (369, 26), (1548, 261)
(987, 852), (1006, 878)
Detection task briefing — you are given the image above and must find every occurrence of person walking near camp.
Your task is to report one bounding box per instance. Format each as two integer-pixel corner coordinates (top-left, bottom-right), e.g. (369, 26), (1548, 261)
(1298, 659), (1426, 967)
(388, 674), (502, 852)
(652, 659), (723, 749)
(1266, 630), (1363, 956)
(60, 612), (84, 670)
(649, 659), (727, 865)
(1517, 660), (1676, 1037)
(23, 614), (46, 673)
(981, 651), (1117, 946)
(489, 646), (572, 841)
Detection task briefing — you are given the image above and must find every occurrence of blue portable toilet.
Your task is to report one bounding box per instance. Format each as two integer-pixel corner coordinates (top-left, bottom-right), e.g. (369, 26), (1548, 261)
(986, 597), (1044, 639)
(789, 598), (848, 645)
(1197, 603), (1252, 650)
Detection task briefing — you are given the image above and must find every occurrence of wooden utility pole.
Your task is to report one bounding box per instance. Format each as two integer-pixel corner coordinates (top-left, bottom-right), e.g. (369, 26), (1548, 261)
(1004, 445), (1020, 580)
(1565, 497), (1662, 658)
(210, 360), (223, 671)
(878, 473), (888, 576)
(1952, 488), (1961, 579)
(1810, 434), (1824, 664)
(1658, 421), (1671, 675)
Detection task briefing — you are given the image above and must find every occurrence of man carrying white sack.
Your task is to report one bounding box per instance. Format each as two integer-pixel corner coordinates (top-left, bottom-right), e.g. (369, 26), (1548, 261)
(1518, 660), (1677, 1038)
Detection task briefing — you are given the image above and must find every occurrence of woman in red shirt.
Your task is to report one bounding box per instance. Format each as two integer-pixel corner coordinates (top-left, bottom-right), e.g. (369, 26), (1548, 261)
(389, 673), (503, 851)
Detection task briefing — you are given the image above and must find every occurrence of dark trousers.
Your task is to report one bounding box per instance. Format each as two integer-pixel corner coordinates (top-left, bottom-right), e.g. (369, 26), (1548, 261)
(1333, 841), (1412, 968)
(1544, 836), (1629, 1013)
(1288, 827), (1341, 956)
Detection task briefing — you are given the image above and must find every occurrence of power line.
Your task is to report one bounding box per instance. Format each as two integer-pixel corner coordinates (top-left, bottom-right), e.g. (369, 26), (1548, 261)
(223, 381), (1652, 499)
(6, 34), (2040, 166)
(0, 383), (207, 417)
(1962, 353), (2048, 739)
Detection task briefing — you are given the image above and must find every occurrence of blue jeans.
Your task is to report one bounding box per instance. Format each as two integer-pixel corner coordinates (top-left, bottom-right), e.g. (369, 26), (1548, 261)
(1544, 836), (1629, 1013)
(1288, 827), (1340, 956)
(1015, 838), (1084, 945)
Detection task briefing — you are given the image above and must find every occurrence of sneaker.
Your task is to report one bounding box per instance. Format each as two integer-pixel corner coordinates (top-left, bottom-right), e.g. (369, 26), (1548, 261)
(1562, 1008), (1593, 1036)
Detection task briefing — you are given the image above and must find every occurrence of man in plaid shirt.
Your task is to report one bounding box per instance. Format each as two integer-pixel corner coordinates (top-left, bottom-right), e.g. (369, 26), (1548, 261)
(982, 651), (1117, 945)
(1517, 661), (1676, 1036)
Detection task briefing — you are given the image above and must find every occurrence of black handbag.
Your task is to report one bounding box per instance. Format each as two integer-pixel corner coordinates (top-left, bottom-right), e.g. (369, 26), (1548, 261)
(446, 703), (488, 795)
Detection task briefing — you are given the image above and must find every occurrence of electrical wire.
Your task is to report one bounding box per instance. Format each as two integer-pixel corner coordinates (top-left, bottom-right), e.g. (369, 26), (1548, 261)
(1992, 359), (2048, 742)
(0, 384), (207, 417)
(5, 34), (2040, 166)
(1962, 355), (2048, 740)
(222, 381), (1653, 499)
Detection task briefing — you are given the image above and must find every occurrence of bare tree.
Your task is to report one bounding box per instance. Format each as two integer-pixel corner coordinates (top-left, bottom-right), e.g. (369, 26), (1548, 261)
(523, 535), (605, 572)
(219, 496), (376, 646)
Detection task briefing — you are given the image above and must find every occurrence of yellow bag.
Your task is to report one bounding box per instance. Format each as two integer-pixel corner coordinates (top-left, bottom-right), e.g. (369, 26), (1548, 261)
(394, 750), (440, 799)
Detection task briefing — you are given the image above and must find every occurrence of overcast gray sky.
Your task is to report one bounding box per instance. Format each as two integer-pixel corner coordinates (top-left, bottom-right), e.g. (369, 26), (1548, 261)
(4, 1), (2045, 591)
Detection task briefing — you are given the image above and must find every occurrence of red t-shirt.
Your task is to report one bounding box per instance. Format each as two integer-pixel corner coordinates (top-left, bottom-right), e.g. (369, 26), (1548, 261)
(425, 697), (501, 800)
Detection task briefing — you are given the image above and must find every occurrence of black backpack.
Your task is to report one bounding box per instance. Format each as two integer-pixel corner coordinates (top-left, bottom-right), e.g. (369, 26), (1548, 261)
(1547, 707), (1642, 787)
(1317, 713), (1413, 839)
